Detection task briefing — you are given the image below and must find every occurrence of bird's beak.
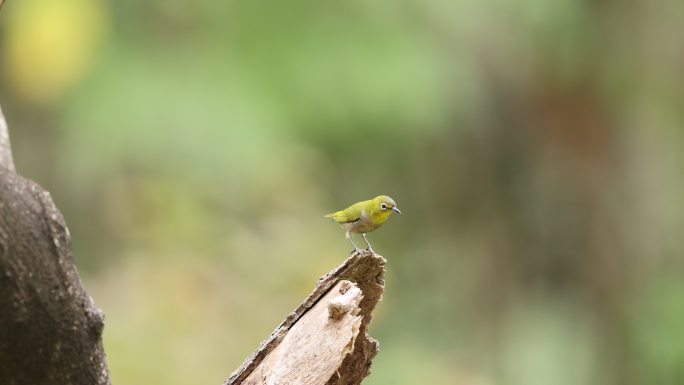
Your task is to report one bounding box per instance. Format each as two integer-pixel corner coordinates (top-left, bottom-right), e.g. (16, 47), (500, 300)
(391, 207), (401, 214)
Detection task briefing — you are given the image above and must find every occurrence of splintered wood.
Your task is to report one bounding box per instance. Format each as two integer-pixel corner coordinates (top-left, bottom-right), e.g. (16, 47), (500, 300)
(243, 280), (362, 385)
(225, 251), (386, 385)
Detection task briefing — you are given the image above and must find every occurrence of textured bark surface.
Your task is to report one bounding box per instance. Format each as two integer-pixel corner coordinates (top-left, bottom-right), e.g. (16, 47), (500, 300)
(0, 109), (111, 384)
(225, 251), (386, 385)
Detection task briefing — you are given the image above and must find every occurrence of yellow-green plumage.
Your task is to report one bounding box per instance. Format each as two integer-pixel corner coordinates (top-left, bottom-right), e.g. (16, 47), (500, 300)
(325, 195), (401, 252)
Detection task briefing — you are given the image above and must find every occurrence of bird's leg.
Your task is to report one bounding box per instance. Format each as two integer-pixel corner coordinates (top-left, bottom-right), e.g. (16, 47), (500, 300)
(346, 231), (361, 254)
(361, 233), (374, 254)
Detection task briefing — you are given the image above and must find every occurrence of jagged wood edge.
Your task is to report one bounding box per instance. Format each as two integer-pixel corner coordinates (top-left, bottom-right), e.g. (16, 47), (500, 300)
(224, 250), (386, 385)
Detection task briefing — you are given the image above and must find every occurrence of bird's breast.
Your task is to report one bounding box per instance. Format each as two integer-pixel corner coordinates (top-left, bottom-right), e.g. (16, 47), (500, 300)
(345, 209), (381, 233)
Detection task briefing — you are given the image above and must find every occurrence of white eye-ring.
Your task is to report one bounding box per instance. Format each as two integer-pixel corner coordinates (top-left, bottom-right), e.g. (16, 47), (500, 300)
(380, 203), (388, 210)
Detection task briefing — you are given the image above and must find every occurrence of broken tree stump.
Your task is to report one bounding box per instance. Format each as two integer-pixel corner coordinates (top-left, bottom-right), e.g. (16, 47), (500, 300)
(224, 251), (386, 385)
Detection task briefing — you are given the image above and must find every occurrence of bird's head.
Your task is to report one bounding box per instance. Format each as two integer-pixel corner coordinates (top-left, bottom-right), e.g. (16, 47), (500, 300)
(372, 195), (401, 215)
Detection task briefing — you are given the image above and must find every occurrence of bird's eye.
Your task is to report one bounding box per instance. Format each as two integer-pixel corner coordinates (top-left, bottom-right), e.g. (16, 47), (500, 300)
(380, 203), (388, 210)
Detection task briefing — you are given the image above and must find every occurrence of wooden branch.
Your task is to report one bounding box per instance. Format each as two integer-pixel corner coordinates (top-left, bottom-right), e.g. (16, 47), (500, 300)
(225, 251), (386, 385)
(0, 106), (110, 384)
(0, 106), (15, 172)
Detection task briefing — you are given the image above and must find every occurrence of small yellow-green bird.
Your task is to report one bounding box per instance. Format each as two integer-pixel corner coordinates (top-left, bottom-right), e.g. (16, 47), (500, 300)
(325, 195), (401, 253)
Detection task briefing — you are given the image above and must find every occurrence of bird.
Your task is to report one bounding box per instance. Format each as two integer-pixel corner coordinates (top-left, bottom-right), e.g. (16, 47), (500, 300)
(325, 195), (401, 253)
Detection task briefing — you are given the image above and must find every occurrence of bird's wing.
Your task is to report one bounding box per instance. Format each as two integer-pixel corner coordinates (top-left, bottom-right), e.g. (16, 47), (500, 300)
(325, 201), (366, 223)
(325, 210), (360, 223)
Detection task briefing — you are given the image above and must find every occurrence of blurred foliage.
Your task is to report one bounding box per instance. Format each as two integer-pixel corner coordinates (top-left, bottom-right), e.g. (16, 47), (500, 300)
(2, 0), (684, 384)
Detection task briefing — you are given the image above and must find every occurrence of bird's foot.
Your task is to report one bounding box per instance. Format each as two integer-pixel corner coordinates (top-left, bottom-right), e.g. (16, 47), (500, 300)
(352, 248), (372, 256)
(365, 247), (375, 255)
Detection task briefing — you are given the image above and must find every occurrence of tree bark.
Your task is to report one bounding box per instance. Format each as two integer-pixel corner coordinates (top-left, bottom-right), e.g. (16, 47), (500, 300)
(224, 251), (386, 385)
(0, 106), (111, 384)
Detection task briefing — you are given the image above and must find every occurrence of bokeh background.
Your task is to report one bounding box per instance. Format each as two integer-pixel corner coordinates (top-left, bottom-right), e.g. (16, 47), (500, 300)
(2, 0), (684, 384)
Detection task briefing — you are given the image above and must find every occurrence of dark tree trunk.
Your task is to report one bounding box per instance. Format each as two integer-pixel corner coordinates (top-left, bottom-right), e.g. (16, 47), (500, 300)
(0, 107), (111, 385)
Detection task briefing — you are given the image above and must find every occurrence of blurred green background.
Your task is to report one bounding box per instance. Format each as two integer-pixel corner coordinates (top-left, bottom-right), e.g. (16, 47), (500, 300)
(2, 0), (684, 384)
